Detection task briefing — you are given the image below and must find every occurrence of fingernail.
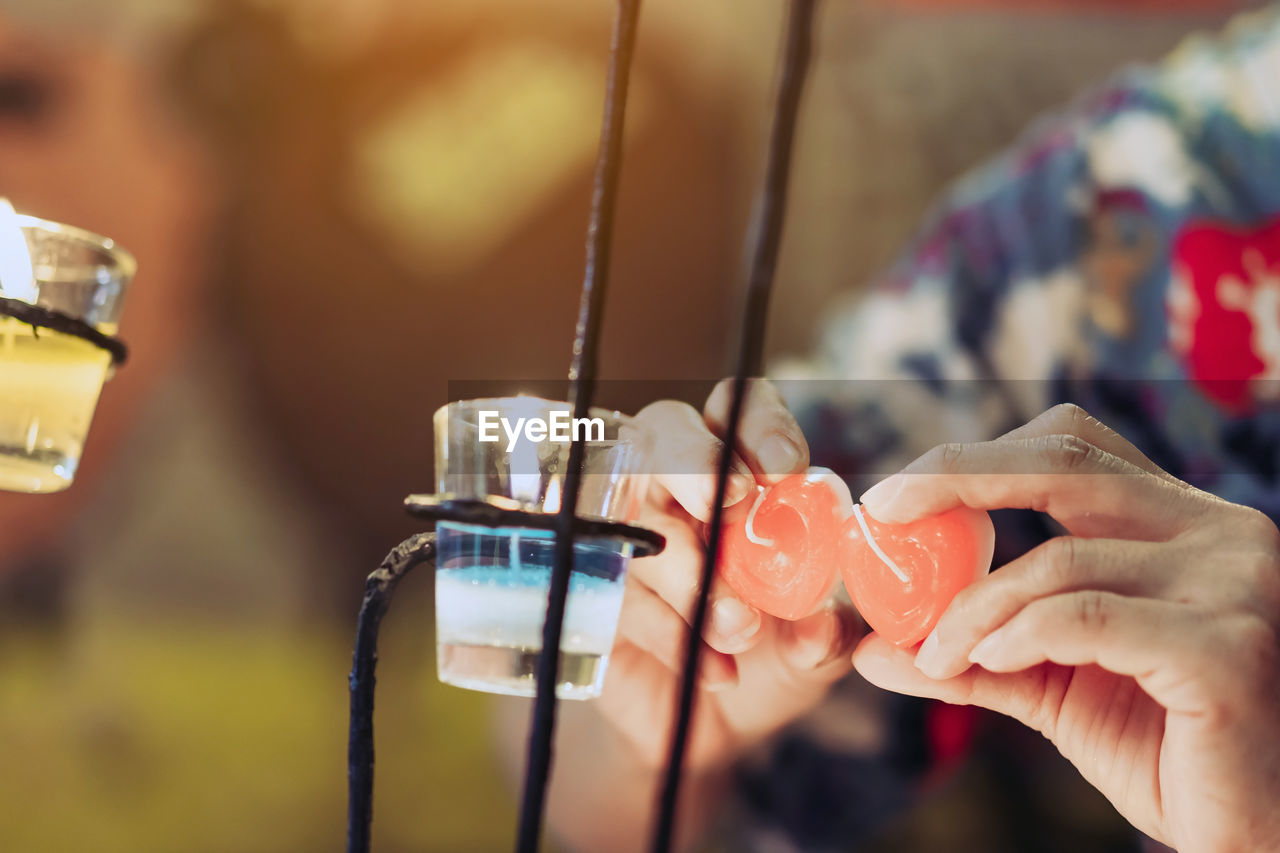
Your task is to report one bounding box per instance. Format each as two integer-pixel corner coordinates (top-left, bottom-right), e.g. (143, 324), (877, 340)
(710, 598), (761, 647)
(913, 628), (945, 679)
(725, 471), (755, 506)
(969, 628), (1007, 669)
(758, 434), (802, 477)
(859, 474), (904, 519)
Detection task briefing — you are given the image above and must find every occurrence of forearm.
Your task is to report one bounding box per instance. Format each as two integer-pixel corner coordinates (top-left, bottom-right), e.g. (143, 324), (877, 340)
(492, 698), (733, 853)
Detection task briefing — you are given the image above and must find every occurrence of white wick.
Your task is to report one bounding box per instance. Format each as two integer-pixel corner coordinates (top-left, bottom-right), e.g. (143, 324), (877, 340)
(743, 485), (775, 547)
(851, 504), (909, 584)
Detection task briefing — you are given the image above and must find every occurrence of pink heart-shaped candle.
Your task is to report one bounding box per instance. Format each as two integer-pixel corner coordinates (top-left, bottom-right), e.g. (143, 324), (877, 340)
(719, 467), (852, 620)
(838, 505), (994, 647)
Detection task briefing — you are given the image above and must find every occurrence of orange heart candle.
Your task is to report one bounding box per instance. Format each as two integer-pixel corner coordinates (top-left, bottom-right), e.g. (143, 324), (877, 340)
(839, 504), (995, 647)
(719, 467), (852, 620)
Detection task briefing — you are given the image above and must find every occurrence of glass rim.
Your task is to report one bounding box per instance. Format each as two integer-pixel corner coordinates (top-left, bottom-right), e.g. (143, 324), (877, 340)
(16, 213), (138, 283)
(433, 395), (640, 431)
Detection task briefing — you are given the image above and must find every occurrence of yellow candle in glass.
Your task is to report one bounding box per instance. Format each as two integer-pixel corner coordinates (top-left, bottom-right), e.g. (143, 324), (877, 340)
(0, 318), (114, 493)
(0, 206), (133, 495)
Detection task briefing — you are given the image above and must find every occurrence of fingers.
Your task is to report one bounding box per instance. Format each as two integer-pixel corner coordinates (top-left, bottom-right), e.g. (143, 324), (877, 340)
(859, 433), (1201, 539)
(776, 604), (863, 672)
(597, 641), (735, 770)
(629, 508), (764, 654)
(854, 633), (1170, 842)
(713, 610), (860, 738)
(616, 581), (738, 688)
(914, 536), (1169, 679)
(854, 633), (1065, 734)
(996, 403), (1175, 481)
(704, 379), (809, 483)
(635, 400), (755, 522)
(963, 591), (1274, 716)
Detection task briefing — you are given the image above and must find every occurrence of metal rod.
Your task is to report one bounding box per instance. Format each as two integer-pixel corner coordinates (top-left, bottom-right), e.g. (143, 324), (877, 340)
(650, 3), (817, 851)
(514, 2), (643, 851)
(347, 533), (437, 853)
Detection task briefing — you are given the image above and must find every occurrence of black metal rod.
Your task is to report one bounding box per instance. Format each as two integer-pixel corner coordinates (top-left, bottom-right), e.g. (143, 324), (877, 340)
(649, 3), (817, 851)
(347, 533), (437, 853)
(514, 2), (643, 852)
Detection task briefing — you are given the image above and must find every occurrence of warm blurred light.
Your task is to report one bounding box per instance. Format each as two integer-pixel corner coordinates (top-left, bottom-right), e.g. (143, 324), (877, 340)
(0, 199), (35, 304)
(889, 0), (1242, 9)
(348, 39), (648, 275)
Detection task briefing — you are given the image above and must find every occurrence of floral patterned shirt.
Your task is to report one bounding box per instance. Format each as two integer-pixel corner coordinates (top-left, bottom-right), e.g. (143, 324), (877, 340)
(738, 5), (1280, 850)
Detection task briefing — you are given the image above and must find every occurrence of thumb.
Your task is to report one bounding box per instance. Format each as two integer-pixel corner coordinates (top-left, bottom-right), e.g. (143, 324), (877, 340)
(852, 634), (1058, 736)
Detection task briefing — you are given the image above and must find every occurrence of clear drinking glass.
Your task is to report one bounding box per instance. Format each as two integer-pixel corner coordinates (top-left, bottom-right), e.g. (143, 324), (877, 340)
(432, 396), (651, 700)
(0, 215), (136, 494)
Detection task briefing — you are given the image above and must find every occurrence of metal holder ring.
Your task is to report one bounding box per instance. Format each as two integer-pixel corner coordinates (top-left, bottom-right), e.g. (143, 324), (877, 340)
(0, 295), (129, 366)
(403, 493), (666, 558)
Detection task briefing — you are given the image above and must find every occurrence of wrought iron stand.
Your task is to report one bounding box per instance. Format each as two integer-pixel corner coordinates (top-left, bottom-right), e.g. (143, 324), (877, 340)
(345, 1), (817, 851)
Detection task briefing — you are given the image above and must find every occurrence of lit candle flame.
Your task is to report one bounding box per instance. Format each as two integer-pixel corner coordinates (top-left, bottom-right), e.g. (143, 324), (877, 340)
(508, 398), (544, 507)
(543, 477), (562, 514)
(0, 199), (36, 304)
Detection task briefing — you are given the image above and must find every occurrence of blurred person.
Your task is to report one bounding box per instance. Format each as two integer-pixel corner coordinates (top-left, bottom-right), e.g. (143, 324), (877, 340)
(0, 7), (389, 853)
(0, 7), (210, 609)
(2, 1), (761, 850)
(503, 3), (1280, 852)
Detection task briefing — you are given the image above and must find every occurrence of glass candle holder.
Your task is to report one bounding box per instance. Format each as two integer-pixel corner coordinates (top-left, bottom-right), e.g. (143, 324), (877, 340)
(433, 396), (651, 700)
(0, 215), (136, 494)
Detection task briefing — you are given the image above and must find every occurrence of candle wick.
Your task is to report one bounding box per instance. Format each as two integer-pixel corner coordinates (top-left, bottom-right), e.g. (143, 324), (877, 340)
(743, 485), (776, 548)
(852, 504), (909, 584)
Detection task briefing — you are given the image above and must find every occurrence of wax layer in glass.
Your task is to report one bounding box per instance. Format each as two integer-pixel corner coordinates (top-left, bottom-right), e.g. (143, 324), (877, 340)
(0, 319), (112, 493)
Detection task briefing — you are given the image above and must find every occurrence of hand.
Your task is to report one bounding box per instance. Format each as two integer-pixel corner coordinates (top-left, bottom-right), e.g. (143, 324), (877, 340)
(600, 378), (862, 771)
(853, 404), (1280, 853)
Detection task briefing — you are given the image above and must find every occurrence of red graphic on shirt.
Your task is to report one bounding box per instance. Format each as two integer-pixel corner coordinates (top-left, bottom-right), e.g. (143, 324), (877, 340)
(1169, 217), (1280, 413)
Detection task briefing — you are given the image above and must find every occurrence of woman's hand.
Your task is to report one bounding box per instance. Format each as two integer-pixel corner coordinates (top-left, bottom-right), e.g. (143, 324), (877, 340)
(498, 379), (860, 853)
(853, 404), (1280, 853)
(603, 378), (861, 771)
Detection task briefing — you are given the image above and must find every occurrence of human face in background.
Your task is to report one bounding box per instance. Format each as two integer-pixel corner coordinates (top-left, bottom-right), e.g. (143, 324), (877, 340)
(0, 15), (213, 567)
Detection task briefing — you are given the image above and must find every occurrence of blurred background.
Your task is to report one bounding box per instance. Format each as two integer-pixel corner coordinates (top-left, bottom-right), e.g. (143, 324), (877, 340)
(0, 0), (1266, 850)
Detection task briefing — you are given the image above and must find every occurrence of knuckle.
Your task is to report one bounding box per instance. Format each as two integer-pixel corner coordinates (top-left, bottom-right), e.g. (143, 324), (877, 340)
(1225, 615), (1278, 677)
(1237, 506), (1280, 554)
(1239, 549), (1280, 611)
(1047, 402), (1094, 436)
(1044, 433), (1098, 473)
(1025, 665), (1069, 739)
(936, 441), (968, 473)
(1037, 536), (1081, 587)
(1072, 591), (1110, 631)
